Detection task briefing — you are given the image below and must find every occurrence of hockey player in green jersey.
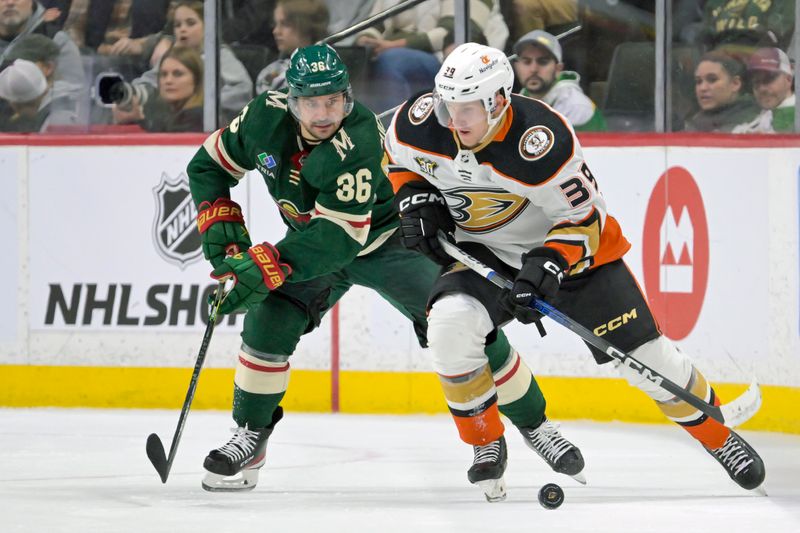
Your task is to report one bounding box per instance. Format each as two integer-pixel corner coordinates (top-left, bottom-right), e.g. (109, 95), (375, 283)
(187, 44), (584, 494)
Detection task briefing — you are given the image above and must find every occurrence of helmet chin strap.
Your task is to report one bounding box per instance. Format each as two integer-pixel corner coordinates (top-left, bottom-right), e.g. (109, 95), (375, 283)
(474, 100), (510, 146)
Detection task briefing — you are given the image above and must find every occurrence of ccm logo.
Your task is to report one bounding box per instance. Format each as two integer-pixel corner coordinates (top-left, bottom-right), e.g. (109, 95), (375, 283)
(594, 308), (638, 336)
(607, 346), (664, 387)
(398, 193), (445, 211)
(542, 260), (564, 283)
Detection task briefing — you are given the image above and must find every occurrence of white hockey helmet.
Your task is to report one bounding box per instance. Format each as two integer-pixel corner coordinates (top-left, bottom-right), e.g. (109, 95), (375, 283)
(433, 43), (514, 130)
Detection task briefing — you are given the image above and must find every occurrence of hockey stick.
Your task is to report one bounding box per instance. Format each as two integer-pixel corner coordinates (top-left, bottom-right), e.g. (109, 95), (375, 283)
(436, 233), (762, 428)
(146, 282), (227, 483)
(376, 24), (583, 120)
(321, 0), (430, 45)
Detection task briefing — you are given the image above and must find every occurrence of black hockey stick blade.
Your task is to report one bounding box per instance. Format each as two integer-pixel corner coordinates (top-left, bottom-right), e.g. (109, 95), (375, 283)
(146, 432), (170, 483)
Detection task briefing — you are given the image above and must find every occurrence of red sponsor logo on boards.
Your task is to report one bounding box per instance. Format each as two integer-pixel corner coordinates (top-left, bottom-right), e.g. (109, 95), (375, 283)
(642, 166), (709, 340)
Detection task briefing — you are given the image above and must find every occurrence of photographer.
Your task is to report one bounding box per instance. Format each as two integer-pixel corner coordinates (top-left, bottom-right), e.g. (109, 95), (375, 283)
(110, 45), (203, 132)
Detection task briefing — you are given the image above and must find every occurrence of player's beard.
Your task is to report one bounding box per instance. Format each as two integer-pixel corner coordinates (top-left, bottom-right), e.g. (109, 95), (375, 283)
(301, 119), (338, 141)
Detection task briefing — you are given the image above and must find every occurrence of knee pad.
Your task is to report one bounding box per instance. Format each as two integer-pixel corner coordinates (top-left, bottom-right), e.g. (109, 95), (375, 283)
(428, 293), (493, 376)
(614, 336), (692, 403)
(234, 346), (291, 395)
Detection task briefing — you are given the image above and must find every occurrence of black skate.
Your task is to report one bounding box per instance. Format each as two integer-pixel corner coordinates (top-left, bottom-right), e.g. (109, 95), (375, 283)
(201, 407), (283, 492)
(704, 430), (765, 491)
(518, 417), (586, 484)
(467, 435), (508, 502)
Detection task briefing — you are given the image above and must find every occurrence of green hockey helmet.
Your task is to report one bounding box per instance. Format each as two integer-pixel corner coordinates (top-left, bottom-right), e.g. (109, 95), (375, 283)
(286, 44), (354, 117)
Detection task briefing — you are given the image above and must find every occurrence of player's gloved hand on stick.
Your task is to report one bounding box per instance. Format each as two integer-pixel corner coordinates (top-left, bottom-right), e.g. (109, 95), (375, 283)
(197, 198), (252, 268)
(503, 246), (569, 324)
(394, 181), (456, 265)
(210, 242), (292, 314)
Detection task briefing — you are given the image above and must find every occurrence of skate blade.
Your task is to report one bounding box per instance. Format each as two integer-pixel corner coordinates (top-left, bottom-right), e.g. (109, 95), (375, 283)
(475, 478), (507, 502)
(201, 468), (260, 492)
(570, 471), (587, 485)
(752, 484), (768, 497)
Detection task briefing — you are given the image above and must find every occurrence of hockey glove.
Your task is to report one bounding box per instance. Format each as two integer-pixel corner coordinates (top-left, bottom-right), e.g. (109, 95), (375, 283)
(394, 181), (455, 265)
(502, 247), (568, 327)
(197, 198), (252, 268)
(210, 242), (292, 315)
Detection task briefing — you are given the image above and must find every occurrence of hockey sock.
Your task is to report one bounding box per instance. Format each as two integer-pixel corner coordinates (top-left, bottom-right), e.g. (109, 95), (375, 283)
(439, 364), (505, 445)
(232, 350), (290, 427)
(656, 367), (730, 449)
(489, 346), (547, 428)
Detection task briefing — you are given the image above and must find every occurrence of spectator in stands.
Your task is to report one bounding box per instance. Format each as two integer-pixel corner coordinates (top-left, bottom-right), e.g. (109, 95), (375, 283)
(505, 0), (578, 45)
(220, 0), (277, 49)
(702, 0), (795, 57)
(0, 57), (77, 130)
(39, 0), (69, 31)
(324, 0), (374, 45)
(2, 32), (78, 127)
(354, 0), (508, 111)
(112, 45), (202, 131)
(684, 51), (761, 132)
(512, 29), (606, 131)
(60, 0), (172, 80)
(255, 0), (328, 94)
(132, 0), (252, 123)
(0, 0), (87, 113)
(741, 47), (795, 133)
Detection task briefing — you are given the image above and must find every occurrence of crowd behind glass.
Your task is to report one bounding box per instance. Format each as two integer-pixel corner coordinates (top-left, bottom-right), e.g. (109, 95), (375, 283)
(0, 0), (795, 134)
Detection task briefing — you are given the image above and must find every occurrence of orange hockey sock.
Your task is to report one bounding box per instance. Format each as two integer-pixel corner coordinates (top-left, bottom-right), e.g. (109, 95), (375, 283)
(656, 368), (730, 450)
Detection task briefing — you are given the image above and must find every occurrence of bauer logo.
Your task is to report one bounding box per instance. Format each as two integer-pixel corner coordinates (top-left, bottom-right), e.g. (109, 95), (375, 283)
(642, 166), (709, 340)
(152, 172), (202, 268)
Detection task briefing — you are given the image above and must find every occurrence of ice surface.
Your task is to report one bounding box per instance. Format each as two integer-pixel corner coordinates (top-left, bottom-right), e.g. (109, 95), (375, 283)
(2, 409), (798, 533)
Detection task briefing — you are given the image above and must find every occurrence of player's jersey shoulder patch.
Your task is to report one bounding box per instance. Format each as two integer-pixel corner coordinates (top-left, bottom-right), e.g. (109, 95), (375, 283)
(519, 125), (554, 160)
(408, 92), (435, 125)
(393, 91), (457, 158)
(478, 95), (575, 186)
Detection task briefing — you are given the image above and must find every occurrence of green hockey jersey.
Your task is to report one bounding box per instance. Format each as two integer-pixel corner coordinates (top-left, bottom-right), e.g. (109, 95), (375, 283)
(188, 91), (398, 282)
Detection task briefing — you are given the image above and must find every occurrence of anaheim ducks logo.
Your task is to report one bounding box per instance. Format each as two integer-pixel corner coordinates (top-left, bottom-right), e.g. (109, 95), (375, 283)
(277, 199), (311, 223)
(408, 93), (434, 125)
(519, 126), (554, 160)
(445, 188), (529, 234)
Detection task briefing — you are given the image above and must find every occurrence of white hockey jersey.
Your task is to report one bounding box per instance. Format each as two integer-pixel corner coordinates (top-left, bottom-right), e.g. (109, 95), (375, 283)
(385, 92), (629, 273)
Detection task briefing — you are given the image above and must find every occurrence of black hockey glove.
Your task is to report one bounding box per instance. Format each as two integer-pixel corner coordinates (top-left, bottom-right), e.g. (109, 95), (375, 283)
(394, 181), (455, 265)
(502, 247), (569, 326)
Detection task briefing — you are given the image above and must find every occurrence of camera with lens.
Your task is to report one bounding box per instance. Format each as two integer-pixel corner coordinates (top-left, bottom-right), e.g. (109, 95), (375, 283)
(93, 72), (150, 110)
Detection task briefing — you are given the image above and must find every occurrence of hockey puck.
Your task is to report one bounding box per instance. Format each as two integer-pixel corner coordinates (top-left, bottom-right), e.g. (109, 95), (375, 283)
(538, 483), (564, 509)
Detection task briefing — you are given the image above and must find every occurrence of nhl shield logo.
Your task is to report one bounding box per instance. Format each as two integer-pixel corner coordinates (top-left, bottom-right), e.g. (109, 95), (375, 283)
(152, 172), (202, 268)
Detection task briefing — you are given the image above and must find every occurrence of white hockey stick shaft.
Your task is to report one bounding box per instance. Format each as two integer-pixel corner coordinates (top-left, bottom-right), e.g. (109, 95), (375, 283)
(436, 233), (761, 428)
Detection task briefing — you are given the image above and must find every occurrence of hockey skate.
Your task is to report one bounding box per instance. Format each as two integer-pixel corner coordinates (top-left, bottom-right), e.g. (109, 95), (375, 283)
(201, 407), (283, 492)
(704, 430), (766, 491)
(518, 417), (586, 484)
(467, 435), (508, 502)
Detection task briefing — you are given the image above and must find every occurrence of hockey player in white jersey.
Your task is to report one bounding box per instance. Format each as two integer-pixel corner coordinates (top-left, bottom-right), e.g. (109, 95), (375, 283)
(384, 43), (765, 500)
